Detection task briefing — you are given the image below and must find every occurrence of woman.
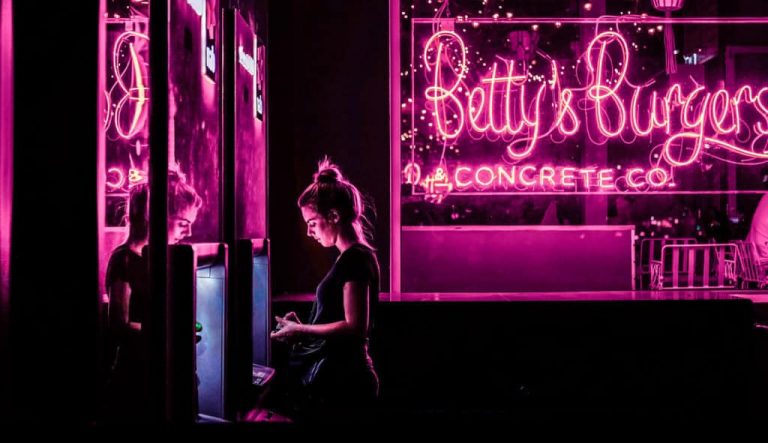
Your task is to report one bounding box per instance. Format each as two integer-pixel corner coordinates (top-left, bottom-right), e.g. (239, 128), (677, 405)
(103, 169), (202, 422)
(271, 158), (380, 423)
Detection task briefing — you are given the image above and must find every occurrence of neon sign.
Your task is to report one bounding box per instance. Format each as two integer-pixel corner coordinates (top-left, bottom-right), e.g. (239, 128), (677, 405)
(104, 27), (150, 192)
(106, 167), (125, 191)
(446, 164), (668, 191)
(105, 167), (146, 192)
(405, 20), (768, 198)
(104, 17), (151, 228)
(107, 31), (149, 140)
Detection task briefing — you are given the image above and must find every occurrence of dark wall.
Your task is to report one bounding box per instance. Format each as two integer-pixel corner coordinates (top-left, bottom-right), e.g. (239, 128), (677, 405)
(268, 0), (390, 294)
(275, 298), (759, 421)
(8, 1), (101, 423)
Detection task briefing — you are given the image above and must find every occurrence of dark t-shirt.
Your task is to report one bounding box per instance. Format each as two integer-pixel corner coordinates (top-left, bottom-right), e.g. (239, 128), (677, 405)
(307, 244), (380, 356)
(311, 244), (379, 326)
(287, 243), (380, 412)
(103, 243), (149, 421)
(105, 244), (148, 324)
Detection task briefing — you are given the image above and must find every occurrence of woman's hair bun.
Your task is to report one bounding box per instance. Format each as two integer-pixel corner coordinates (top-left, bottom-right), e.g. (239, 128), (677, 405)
(314, 157), (343, 184)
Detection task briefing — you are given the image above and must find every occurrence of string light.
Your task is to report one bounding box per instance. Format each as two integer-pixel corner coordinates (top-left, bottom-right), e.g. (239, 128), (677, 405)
(402, 1), (766, 203)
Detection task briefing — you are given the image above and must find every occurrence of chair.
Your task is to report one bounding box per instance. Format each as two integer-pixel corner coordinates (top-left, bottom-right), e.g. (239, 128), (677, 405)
(637, 237), (697, 289)
(734, 240), (768, 289)
(649, 243), (737, 289)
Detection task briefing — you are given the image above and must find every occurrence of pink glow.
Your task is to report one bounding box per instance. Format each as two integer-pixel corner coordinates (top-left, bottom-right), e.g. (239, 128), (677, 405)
(112, 31), (149, 140)
(413, 17), (768, 25)
(403, 162), (421, 185)
(103, 89), (112, 129)
(539, 166), (556, 187)
(105, 166), (145, 191)
(454, 166), (473, 189)
(630, 88), (660, 136)
(626, 168), (646, 189)
(625, 167), (669, 188)
(390, 0), (401, 295)
(423, 31), (466, 139)
(578, 169), (596, 189)
(752, 88), (768, 134)
(419, 166), (453, 202)
(598, 169), (615, 189)
(519, 166), (537, 186)
(128, 167), (144, 185)
(647, 168), (669, 186)
(421, 30), (768, 170)
(732, 86), (768, 135)
(1, 0), (12, 313)
(125, 42), (147, 137)
(554, 88), (579, 136)
(586, 32), (628, 138)
(549, 61), (579, 136)
(709, 89), (737, 135)
(440, 164), (669, 192)
(474, 166), (495, 187)
(561, 167), (577, 188)
(424, 31), (551, 159)
(106, 167), (125, 190)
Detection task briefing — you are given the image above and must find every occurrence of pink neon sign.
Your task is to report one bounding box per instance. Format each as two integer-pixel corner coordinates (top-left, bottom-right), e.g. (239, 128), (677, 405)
(106, 167), (146, 191)
(449, 164), (668, 191)
(108, 30), (150, 140)
(104, 18), (151, 229)
(405, 20), (768, 199)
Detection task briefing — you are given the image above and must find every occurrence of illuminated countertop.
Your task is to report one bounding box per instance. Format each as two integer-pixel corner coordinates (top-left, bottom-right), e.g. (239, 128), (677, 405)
(274, 290), (765, 303)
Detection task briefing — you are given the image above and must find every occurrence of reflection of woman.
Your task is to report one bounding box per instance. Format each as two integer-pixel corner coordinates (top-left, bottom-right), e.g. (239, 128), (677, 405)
(271, 158), (380, 423)
(103, 170), (202, 422)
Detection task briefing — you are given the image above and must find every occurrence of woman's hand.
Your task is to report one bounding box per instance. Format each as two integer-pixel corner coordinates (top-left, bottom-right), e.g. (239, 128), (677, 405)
(270, 314), (303, 343)
(283, 311), (302, 324)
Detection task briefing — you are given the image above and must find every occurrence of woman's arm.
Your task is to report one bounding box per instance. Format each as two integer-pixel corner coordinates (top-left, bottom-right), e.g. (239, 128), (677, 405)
(271, 281), (369, 341)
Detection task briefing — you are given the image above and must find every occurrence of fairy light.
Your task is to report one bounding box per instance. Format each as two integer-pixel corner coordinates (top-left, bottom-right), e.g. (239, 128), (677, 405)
(404, 8), (768, 200)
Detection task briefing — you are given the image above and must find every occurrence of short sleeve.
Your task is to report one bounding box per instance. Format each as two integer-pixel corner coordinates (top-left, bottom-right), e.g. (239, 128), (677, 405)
(338, 247), (374, 286)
